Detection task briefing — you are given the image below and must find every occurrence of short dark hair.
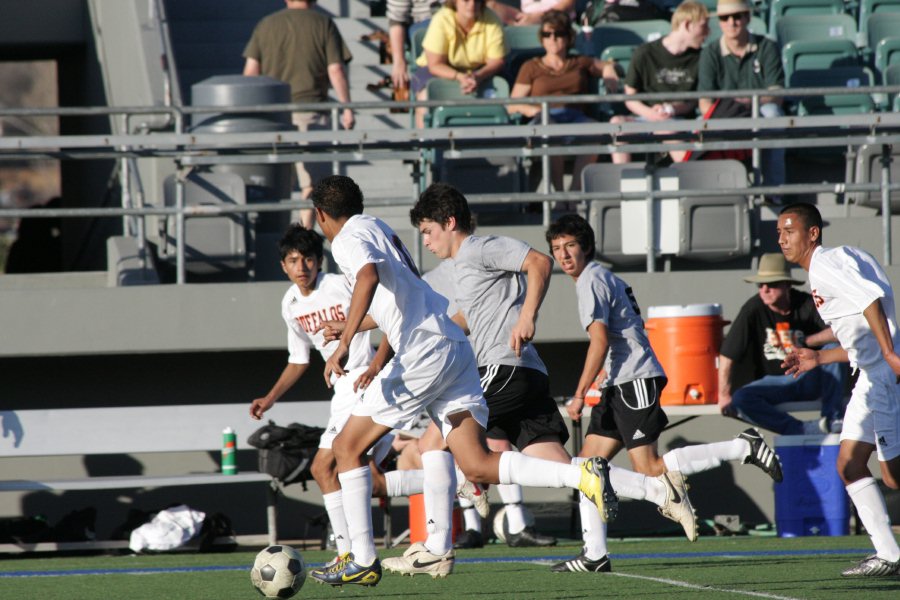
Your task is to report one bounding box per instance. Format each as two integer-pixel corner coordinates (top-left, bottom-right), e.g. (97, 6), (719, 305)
(410, 183), (474, 234)
(311, 175), (364, 219)
(545, 214), (596, 258)
(540, 10), (574, 46)
(780, 202), (823, 239)
(278, 223), (324, 261)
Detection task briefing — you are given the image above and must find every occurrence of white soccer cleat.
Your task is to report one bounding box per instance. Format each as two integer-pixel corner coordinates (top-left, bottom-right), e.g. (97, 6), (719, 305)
(381, 542), (455, 578)
(656, 470), (698, 542)
(455, 466), (490, 519)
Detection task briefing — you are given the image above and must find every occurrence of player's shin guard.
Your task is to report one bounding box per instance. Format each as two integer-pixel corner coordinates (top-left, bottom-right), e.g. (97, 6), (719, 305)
(422, 450), (456, 556)
(847, 477), (900, 562)
(322, 490), (351, 555)
(337, 466), (377, 567)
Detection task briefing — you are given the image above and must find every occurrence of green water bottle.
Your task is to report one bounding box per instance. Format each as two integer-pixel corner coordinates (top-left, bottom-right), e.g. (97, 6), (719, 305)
(222, 427), (237, 475)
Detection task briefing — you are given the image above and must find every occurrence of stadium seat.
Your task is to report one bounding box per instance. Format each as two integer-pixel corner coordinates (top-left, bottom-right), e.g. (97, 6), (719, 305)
(775, 13), (857, 45)
(425, 77), (521, 203)
(426, 76), (511, 127)
(581, 161), (750, 264)
(600, 45), (636, 75)
(788, 66), (875, 115)
(503, 25), (545, 85)
(781, 39), (861, 81)
(848, 143), (900, 210)
(859, 0), (900, 43)
(874, 35), (900, 74)
(768, 0), (847, 36)
(866, 14), (900, 62)
(577, 20), (671, 58)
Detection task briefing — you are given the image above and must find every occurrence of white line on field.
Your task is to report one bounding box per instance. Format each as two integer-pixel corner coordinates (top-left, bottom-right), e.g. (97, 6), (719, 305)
(609, 571), (802, 600)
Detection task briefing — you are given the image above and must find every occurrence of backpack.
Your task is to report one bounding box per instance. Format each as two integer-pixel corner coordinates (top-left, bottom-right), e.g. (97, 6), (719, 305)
(246, 421), (325, 488)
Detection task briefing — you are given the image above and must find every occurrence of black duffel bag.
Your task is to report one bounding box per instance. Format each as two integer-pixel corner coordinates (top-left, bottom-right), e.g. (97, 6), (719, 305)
(247, 420), (325, 488)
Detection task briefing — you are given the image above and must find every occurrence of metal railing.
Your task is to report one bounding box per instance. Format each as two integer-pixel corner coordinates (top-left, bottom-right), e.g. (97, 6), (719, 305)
(2, 85), (900, 282)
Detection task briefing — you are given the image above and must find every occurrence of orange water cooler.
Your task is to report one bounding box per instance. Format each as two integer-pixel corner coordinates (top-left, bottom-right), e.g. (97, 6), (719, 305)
(408, 493), (462, 543)
(645, 304), (726, 406)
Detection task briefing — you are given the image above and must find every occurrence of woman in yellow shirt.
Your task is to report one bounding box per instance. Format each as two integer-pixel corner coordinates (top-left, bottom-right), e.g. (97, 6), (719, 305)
(411, 0), (508, 127)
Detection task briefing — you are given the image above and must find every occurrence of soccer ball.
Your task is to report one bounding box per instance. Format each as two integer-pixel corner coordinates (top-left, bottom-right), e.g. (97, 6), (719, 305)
(250, 545), (306, 598)
(492, 505), (536, 543)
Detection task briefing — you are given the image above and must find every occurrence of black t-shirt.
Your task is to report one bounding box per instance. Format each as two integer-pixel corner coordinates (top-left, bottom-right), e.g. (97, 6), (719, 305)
(624, 38), (701, 94)
(720, 289), (828, 379)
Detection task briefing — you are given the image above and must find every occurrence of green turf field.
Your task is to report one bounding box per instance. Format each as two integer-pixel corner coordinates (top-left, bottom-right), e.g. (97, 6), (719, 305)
(0, 535), (897, 599)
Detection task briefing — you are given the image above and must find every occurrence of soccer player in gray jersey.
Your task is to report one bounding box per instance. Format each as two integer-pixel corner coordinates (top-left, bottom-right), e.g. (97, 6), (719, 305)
(423, 259), (556, 549)
(411, 184), (705, 573)
(546, 214), (785, 568)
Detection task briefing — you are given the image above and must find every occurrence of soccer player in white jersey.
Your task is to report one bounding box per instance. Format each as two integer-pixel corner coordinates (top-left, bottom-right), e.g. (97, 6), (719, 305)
(546, 215), (785, 570)
(778, 203), (900, 577)
(249, 224), (425, 564)
(305, 176), (616, 588)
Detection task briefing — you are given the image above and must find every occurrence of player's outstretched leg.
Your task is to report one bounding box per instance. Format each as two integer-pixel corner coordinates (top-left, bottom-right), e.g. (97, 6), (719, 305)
(655, 470), (698, 542)
(738, 428), (783, 482)
(579, 457), (618, 523)
(382, 542), (455, 578)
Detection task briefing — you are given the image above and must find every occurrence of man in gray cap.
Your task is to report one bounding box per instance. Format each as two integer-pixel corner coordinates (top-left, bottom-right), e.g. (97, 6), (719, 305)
(718, 253), (847, 434)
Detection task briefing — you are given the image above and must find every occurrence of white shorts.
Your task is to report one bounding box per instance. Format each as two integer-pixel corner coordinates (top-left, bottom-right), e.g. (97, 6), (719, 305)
(319, 365), (396, 463)
(841, 361), (900, 461)
(351, 331), (488, 439)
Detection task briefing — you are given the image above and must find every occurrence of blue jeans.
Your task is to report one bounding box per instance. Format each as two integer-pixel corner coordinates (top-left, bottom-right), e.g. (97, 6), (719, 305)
(759, 103), (786, 189)
(731, 353), (847, 435)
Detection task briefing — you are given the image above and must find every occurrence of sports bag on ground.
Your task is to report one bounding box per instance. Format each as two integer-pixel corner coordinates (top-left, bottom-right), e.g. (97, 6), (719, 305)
(246, 420), (324, 487)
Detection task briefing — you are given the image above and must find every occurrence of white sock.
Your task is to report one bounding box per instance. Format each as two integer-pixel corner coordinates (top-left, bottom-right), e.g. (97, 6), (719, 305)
(571, 458), (607, 559)
(662, 439), (746, 476)
(498, 484), (527, 534)
(579, 491), (608, 559)
(337, 466), (376, 566)
(322, 490), (351, 555)
(384, 469), (424, 497)
(498, 451), (581, 489)
(847, 477), (900, 562)
(458, 496), (482, 532)
(421, 450), (455, 556)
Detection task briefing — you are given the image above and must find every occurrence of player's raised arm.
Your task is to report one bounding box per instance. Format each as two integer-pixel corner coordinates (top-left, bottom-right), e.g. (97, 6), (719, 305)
(568, 321), (610, 420)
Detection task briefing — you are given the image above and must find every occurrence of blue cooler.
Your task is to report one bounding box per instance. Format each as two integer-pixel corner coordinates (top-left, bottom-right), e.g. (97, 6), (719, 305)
(774, 434), (849, 537)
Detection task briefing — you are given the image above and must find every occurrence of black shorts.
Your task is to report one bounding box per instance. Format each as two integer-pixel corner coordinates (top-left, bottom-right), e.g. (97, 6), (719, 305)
(587, 376), (668, 450)
(480, 364), (569, 450)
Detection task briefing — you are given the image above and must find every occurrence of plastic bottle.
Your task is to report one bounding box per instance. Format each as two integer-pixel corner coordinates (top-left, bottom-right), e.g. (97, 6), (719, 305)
(222, 427), (237, 475)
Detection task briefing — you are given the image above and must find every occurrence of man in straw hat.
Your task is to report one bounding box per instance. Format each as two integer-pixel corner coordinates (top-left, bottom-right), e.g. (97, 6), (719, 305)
(697, 0), (784, 195)
(718, 252), (847, 434)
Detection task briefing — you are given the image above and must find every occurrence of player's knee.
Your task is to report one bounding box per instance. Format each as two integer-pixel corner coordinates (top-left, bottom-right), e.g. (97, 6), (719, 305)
(455, 457), (492, 484)
(310, 453), (335, 484)
(883, 472), (900, 490)
(835, 454), (865, 485)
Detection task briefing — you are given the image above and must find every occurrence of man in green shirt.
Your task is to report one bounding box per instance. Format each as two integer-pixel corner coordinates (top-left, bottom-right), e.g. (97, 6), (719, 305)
(698, 0), (784, 192)
(243, 0), (355, 227)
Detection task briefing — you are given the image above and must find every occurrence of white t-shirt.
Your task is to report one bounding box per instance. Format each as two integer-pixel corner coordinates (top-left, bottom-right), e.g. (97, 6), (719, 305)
(282, 272), (375, 374)
(808, 245), (900, 368)
(330, 214), (466, 355)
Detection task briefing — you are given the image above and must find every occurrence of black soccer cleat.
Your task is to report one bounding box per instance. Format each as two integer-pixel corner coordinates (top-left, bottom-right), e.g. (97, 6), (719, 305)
(551, 552), (611, 573)
(506, 526), (557, 548)
(453, 529), (484, 549)
(738, 428), (783, 483)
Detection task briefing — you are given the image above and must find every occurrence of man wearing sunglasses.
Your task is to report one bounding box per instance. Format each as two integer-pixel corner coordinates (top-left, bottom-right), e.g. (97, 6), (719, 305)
(717, 253), (848, 436)
(697, 0), (785, 194)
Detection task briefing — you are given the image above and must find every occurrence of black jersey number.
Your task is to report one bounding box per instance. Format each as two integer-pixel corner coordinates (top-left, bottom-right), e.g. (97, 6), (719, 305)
(624, 286), (641, 316)
(391, 234), (420, 277)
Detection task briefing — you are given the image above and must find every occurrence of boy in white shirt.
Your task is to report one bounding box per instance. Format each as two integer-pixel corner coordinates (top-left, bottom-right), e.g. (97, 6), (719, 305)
(249, 225), (422, 564)
(306, 176), (617, 588)
(779, 202), (900, 577)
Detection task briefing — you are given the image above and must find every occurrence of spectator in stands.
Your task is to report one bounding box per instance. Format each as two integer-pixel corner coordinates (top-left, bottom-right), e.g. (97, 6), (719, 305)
(412, 0), (508, 128)
(486, 0), (576, 26)
(506, 10), (621, 190)
(610, 0), (709, 164)
(718, 253), (848, 435)
(698, 0), (785, 194)
(387, 0), (441, 91)
(243, 0), (354, 229)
